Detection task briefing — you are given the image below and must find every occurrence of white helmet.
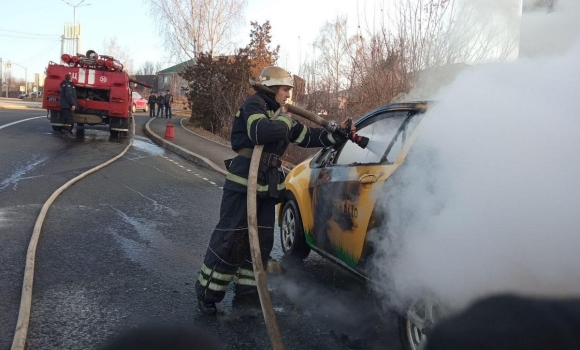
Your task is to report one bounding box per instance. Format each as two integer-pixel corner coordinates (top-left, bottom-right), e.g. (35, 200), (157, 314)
(258, 66), (293, 87)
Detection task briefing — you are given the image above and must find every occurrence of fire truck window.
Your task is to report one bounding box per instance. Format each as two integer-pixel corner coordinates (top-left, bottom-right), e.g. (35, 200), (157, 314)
(334, 111), (408, 166)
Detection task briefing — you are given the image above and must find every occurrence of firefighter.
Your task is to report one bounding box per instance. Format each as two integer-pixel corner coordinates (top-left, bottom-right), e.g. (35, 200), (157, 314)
(156, 92), (165, 118)
(59, 73), (77, 137)
(195, 66), (355, 315)
(148, 93), (157, 117)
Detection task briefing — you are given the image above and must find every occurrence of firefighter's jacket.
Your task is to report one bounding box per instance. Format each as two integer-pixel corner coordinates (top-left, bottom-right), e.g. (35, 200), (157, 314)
(225, 92), (339, 199)
(59, 80), (77, 110)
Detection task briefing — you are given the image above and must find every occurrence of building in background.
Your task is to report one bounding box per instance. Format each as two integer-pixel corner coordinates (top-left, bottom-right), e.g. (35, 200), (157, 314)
(157, 59), (194, 96)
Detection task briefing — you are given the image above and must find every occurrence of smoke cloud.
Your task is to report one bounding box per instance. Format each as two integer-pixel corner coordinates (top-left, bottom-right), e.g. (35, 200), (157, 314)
(371, 1), (580, 311)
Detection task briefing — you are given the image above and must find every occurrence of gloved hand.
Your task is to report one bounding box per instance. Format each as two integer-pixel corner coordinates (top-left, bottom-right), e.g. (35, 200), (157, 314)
(331, 129), (348, 145)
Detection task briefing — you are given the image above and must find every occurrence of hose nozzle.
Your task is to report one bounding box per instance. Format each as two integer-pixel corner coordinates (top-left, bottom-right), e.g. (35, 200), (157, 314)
(348, 133), (369, 149)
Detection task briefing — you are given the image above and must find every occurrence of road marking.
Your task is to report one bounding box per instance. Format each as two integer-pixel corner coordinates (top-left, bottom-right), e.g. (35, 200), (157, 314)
(159, 156), (221, 188)
(0, 116), (45, 130)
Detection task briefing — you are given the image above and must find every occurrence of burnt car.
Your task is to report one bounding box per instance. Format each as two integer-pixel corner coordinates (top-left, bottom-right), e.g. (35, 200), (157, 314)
(279, 102), (442, 350)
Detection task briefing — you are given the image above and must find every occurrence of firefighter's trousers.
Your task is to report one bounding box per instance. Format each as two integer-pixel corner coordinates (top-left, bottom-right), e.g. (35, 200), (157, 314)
(61, 109), (74, 130)
(195, 189), (275, 303)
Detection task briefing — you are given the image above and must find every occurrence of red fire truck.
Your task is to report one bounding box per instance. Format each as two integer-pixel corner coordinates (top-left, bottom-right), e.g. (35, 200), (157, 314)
(42, 50), (151, 136)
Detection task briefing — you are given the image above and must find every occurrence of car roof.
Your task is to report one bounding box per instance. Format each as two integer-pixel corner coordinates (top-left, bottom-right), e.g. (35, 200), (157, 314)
(355, 101), (429, 126)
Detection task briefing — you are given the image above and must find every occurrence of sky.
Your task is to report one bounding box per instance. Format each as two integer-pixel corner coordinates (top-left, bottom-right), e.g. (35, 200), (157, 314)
(0, 0), (371, 83)
(370, 0), (580, 312)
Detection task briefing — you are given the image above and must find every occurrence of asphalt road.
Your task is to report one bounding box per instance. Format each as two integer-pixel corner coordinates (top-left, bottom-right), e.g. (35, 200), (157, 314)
(0, 110), (400, 350)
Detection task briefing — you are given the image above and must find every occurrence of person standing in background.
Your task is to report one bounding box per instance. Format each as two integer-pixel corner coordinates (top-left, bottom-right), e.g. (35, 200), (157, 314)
(148, 93), (157, 118)
(59, 73), (77, 138)
(164, 89), (174, 119)
(156, 92), (165, 118)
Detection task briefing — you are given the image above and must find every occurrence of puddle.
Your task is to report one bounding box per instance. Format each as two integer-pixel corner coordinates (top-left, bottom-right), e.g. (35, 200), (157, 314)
(131, 136), (165, 157)
(0, 155), (48, 190)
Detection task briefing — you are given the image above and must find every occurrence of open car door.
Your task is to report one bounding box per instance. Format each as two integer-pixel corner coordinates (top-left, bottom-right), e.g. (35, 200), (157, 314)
(310, 108), (424, 271)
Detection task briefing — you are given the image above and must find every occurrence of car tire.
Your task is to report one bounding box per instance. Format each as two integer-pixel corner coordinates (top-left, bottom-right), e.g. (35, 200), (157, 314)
(280, 194), (310, 260)
(144, 104), (148, 112)
(398, 298), (445, 350)
(132, 104), (136, 113)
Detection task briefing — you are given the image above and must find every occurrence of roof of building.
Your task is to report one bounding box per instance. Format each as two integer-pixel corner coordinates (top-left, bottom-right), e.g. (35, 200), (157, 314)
(133, 75), (158, 86)
(158, 59), (195, 74)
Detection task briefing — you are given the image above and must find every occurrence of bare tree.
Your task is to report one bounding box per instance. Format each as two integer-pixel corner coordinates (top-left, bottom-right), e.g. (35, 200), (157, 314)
(102, 37), (134, 74)
(135, 61), (164, 75)
(146, 0), (247, 60)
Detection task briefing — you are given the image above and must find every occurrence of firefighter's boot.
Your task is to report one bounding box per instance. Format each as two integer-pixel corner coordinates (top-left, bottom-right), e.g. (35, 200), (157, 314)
(198, 300), (217, 315)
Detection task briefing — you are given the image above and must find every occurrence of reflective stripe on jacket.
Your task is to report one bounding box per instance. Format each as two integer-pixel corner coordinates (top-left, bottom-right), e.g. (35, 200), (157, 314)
(225, 92), (338, 198)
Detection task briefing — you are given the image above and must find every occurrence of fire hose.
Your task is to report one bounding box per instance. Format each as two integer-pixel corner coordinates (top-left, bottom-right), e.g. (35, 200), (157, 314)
(246, 81), (370, 350)
(11, 118), (135, 350)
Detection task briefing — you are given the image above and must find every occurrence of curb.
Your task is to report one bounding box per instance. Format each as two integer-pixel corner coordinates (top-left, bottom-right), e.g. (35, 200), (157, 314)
(144, 117), (227, 177)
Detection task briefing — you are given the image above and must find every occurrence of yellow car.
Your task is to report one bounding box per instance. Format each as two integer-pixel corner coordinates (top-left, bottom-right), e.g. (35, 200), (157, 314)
(278, 102), (437, 350)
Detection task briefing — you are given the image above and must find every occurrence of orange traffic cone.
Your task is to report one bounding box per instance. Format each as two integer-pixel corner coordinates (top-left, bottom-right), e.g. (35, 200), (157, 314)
(164, 120), (175, 139)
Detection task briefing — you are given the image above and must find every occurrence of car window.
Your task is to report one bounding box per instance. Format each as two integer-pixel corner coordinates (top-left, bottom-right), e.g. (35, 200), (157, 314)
(334, 110), (414, 166)
(382, 112), (423, 163)
(132, 92), (142, 99)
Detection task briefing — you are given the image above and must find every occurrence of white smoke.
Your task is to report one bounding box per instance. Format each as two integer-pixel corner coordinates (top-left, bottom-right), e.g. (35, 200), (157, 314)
(372, 1), (580, 311)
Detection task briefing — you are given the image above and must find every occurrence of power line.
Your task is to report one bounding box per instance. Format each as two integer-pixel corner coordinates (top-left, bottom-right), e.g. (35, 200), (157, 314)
(0, 34), (60, 40)
(0, 28), (60, 37)
(19, 38), (62, 66)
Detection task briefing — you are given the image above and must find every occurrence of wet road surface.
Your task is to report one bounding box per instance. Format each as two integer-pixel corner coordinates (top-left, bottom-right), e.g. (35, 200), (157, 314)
(0, 110), (400, 350)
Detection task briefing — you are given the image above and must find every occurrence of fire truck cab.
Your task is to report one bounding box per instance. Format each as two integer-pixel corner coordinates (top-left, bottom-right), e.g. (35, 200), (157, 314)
(42, 50), (146, 136)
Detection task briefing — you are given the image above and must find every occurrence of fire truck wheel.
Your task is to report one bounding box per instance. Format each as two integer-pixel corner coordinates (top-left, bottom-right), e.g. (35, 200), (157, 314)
(131, 104), (136, 113)
(52, 126), (63, 132)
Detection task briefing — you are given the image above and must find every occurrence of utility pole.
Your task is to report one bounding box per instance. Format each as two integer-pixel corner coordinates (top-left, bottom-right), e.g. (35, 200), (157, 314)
(0, 57), (3, 98)
(61, 0), (90, 54)
(5, 61), (11, 98)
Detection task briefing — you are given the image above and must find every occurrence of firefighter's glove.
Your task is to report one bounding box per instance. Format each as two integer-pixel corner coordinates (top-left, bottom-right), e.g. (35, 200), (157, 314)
(331, 129), (348, 145)
(277, 112), (293, 132)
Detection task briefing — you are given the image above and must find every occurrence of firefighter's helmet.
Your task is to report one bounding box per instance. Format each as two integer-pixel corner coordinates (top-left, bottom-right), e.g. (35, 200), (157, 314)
(258, 66), (293, 87)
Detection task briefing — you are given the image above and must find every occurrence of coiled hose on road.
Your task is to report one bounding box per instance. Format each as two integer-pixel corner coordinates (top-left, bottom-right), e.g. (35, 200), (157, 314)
(10, 117), (135, 350)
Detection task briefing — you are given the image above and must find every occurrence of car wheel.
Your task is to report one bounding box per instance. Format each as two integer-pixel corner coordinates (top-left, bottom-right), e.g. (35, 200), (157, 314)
(280, 195), (310, 260)
(132, 104), (136, 113)
(399, 298), (445, 350)
(144, 104), (148, 112)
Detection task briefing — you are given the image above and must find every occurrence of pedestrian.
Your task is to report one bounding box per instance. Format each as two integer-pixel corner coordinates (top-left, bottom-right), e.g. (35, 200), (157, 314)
(156, 92), (165, 118)
(59, 73), (77, 138)
(164, 89), (174, 119)
(195, 66), (355, 315)
(148, 93), (157, 117)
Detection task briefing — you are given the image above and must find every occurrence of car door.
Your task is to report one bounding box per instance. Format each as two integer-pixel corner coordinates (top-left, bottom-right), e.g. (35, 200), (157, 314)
(310, 109), (422, 268)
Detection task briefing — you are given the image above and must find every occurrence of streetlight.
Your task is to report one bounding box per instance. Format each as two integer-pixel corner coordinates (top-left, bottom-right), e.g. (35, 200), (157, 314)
(61, 0), (91, 54)
(10, 61), (28, 95)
